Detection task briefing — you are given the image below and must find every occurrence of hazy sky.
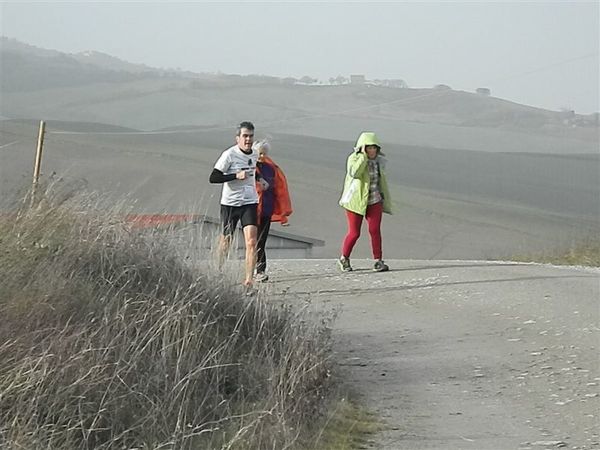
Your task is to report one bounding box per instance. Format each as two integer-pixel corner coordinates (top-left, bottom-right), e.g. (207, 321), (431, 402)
(1, 1), (599, 113)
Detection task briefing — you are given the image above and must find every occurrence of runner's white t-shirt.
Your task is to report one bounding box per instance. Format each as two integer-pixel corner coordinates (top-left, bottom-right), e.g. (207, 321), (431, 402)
(214, 145), (259, 206)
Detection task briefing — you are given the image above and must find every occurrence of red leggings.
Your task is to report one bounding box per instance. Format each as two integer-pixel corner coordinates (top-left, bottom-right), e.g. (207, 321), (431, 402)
(342, 202), (383, 260)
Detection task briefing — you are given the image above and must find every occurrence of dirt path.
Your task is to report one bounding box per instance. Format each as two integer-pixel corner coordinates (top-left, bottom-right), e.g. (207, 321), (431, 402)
(266, 259), (600, 450)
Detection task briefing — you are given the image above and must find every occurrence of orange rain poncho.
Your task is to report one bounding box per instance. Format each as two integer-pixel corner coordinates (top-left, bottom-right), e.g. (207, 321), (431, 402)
(255, 155), (293, 225)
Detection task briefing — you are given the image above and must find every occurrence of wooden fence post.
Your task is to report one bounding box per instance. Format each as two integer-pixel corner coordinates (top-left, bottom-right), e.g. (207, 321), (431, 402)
(31, 120), (46, 205)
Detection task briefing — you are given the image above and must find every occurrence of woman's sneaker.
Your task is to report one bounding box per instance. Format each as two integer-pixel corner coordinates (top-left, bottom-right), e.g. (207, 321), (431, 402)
(373, 260), (389, 272)
(337, 256), (353, 272)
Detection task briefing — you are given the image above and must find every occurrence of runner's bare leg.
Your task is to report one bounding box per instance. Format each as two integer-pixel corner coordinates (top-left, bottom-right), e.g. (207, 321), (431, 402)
(243, 225), (258, 285)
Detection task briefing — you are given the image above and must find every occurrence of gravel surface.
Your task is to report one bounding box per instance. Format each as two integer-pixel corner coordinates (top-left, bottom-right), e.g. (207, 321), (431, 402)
(264, 259), (600, 450)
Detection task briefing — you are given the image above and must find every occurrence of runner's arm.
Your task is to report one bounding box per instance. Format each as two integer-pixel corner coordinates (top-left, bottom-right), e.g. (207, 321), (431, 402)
(209, 168), (236, 183)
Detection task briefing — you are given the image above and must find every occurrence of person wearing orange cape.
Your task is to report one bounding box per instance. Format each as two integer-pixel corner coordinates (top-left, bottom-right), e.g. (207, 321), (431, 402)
(253, 140), (292, 282)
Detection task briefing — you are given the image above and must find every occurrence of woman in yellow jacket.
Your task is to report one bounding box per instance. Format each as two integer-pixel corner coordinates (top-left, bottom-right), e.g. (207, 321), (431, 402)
(338, 132), (392, 272)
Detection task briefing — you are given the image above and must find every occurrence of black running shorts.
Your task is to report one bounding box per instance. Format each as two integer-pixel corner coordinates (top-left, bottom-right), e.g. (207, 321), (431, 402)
(220, 203), (258, 236)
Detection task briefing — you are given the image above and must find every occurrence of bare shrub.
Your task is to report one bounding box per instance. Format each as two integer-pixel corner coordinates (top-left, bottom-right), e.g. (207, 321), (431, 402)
(0, 185), (334, 449)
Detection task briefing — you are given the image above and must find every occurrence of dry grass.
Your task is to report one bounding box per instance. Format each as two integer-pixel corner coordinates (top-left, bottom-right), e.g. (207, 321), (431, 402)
(511, 237), (600, 267)
(0, 185), (338, 449)
(308, 396), (384, 450)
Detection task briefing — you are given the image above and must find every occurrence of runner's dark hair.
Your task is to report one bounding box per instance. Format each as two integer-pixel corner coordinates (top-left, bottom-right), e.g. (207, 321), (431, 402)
(236, 121), (255, 135)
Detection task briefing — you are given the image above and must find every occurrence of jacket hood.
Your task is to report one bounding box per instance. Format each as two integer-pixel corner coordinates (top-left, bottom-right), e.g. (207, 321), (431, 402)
(354, 132), (384, 155)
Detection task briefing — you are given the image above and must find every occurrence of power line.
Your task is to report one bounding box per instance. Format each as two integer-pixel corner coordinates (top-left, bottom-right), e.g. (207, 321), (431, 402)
(0, 140), (20, 149)
(490, 52), (598, 84)
(47, 124), (232, 136)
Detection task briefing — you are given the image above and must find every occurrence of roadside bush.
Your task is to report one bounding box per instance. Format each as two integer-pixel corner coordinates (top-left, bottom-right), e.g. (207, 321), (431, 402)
(0, 187), (334, 449)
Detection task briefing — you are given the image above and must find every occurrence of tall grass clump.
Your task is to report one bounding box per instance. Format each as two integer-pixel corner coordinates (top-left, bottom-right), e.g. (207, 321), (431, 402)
(0, 186), (335, 449)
